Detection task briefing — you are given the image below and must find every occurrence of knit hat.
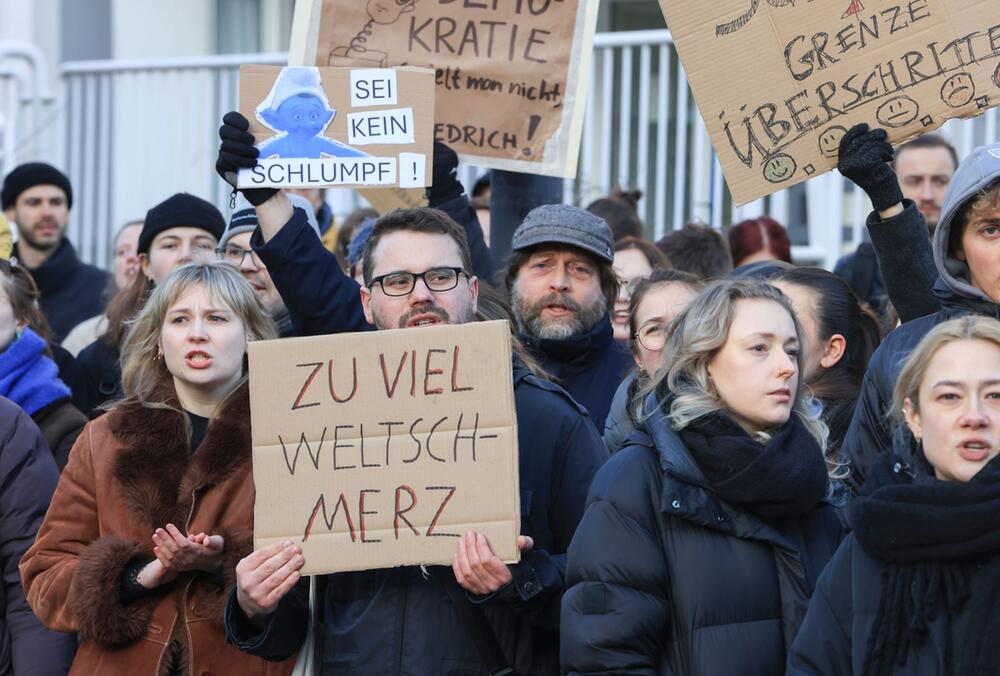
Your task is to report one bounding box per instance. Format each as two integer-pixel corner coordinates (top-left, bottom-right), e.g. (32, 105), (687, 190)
(347, 217), (377, 268)
(220, 193), (321, 248)
(1, 162), (73, 210)
(139, 193), (226, 255)
(511, 204), (614, 263)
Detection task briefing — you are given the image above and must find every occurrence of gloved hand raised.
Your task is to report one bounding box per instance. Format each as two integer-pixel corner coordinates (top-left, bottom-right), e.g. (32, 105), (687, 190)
(429, 141), (464, 204)
(216, 111), (278, 207)
(837, 123), (904, 211)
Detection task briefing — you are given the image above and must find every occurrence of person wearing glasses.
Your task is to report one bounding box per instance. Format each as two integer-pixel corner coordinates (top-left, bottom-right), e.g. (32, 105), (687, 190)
(217, 193), (323, 337)
(603, 269), (703, 454)
(610, 236), (671, 343)
(216, 118), (607, 673)
(76, 194), (225, 415)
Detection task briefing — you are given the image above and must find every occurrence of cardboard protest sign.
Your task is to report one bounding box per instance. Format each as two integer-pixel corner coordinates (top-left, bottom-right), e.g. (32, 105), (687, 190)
(287, 0), (599, 178)
(659, 0), (1000, 204)
(249, 321), (520, 575)
(237, 65), (435, 190)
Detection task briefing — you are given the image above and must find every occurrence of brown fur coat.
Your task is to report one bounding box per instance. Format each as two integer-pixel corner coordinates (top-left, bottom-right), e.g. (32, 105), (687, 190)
(20, 385), (296, 676)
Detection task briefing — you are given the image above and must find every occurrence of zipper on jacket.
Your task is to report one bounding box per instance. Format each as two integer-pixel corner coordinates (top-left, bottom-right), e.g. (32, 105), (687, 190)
(395, 575), (409, 675)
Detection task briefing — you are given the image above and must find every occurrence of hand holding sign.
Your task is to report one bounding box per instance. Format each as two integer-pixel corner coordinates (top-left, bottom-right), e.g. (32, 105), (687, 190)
(235, 540), (305, 620)
(837, 124), (904, 211)
(453, 531), (535, 596)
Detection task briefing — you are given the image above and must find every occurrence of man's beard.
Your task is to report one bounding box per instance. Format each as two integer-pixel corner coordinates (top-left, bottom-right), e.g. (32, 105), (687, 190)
(371, 302), (472, 330)
(19, 219), (62, 252)
(512, 283), (607, 340)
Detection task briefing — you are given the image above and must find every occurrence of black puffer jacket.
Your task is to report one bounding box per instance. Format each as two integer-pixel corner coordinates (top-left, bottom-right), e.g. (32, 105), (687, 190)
(787, 532), (994, 675)
(226, 366), (608, 675)
(561, 400), (842, 675)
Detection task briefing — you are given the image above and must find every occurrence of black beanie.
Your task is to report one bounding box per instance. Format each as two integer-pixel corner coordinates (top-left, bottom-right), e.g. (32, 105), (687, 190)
(1, 162), (73, 210)
(139, 193), (226, 254)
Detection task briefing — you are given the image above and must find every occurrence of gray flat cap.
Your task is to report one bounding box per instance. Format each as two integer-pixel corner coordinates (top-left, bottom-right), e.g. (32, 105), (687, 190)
(511, 204), (614, 263)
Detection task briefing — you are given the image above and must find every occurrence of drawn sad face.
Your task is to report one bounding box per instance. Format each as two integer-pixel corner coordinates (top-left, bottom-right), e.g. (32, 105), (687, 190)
(941, 73), (976, 108)
(272, 94), (334, 137)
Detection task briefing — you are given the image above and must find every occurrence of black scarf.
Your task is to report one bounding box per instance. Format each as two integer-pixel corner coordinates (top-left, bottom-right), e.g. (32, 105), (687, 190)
(677, 409), (828, 519)
(852, 454), (1000, 676)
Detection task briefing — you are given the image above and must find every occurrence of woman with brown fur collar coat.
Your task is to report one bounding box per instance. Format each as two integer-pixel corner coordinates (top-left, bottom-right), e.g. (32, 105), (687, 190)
(20, 262), (295, 676)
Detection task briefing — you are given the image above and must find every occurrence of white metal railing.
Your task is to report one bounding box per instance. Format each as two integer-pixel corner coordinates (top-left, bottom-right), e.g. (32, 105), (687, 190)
(2, 34), (999, 270)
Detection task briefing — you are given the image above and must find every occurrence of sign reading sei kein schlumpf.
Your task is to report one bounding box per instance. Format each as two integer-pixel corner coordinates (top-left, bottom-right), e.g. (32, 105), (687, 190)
(248, 321), (520, 575)
(237, 65), (435, 190)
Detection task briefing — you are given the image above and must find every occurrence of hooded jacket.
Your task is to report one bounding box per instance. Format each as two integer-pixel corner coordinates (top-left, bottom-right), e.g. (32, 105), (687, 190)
(560, 396), (842, 675)
(842, 142), (1000, 487)
(521, 316), (633, 432)
(225, 365), (608, 675)
(12, 239), (109, 344)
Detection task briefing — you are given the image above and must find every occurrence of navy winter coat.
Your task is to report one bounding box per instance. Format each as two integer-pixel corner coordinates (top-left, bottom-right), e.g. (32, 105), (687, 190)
(561, 402), (842, 675)
(521, 316), (632, 432)
(225, 366), (608, 675)
(13, 240), (109, 344)
(0, 396), (76, 673)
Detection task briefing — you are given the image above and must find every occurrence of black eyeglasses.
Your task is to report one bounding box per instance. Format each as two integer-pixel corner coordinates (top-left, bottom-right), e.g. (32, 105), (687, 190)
(217, 245), (261, 267)
(369, 267), (468, 297)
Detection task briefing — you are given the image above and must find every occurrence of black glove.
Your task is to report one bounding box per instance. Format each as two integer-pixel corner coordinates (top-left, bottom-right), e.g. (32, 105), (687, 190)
(428, 141), (464, 204)
(837, 123), (903, 211)
(216, 111), (278, 207)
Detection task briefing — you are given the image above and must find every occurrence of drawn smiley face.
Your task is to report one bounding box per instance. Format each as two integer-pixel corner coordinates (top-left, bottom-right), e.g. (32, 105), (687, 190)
(817, 125), (848, 158)
(876, 96), (920, 128)
(940, 72), (976, 108)
(763, 154), (797, 184)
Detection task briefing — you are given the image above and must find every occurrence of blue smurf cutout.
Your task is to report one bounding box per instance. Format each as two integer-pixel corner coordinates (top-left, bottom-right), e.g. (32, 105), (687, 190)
(256, 67), (368, 159)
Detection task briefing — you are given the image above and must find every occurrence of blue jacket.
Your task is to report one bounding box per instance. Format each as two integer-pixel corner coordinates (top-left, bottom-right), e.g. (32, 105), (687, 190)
(225, 366), (608, 675)
(521, 317), (632, 432)
(0, 397), (76, 673)
(561, 400), (842, 675)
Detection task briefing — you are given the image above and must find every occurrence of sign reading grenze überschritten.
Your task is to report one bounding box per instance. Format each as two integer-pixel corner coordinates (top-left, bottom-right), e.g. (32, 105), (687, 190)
(660, 0), (1000, 204)
(238, 65), (435, 190)
(248, 321), (520, 575)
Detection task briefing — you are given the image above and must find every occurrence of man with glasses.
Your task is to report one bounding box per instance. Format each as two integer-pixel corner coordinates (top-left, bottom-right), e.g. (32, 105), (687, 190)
(215, 124), (607, 674)
(218, 193), (327, 337)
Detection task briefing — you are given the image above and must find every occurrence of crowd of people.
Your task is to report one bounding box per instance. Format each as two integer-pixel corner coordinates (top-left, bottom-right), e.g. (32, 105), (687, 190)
(0, 107), (997, 676)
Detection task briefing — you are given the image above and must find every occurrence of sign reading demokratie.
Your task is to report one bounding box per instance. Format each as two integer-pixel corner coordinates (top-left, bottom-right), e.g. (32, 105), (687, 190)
(287, 0), (599, 178)
(249, 321), (521, 575)
(659, 0), (1000, 204)
(237, 65), (435, 190)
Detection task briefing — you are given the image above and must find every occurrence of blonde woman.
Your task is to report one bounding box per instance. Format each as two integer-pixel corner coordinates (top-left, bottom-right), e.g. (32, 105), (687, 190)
(561, 278), (843, 675)
(789, 315), (1000, 675)
(20, 262), (295, 675)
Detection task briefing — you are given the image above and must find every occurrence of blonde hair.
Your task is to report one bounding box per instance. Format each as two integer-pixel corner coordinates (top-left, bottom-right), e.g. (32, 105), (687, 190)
(637, 278), (829, 453)
(116, 262), (277, 414)
(892, 315), (1000, 425)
